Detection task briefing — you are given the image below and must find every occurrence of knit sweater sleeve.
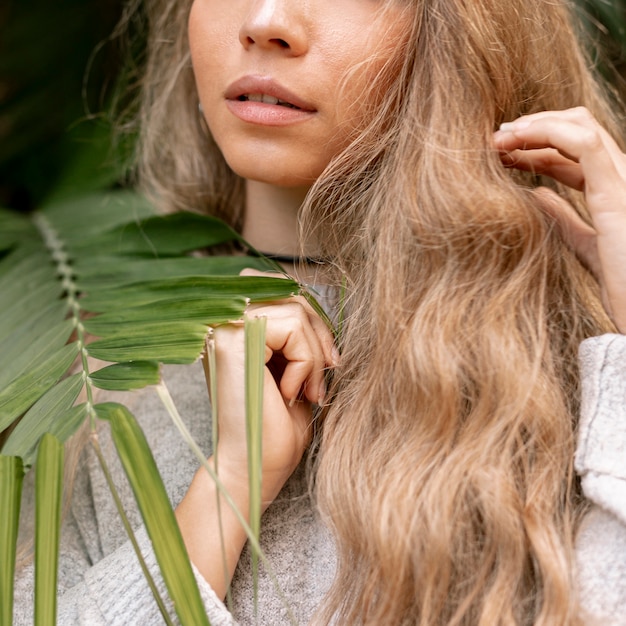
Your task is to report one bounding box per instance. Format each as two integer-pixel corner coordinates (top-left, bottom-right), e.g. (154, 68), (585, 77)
(54, 526), (237, 626)
(574, 334), (626, 624)
(14, 495), (237, 626)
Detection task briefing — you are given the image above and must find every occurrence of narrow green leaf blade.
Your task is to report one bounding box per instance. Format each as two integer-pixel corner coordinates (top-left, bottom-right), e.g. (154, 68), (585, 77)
(87, 323), (209, 364)
(244, 315), (266, 613)
(0, 301), (68, 367)
(90, 362), (161, 391)
(74, 256), (278, 290)
(0, 320), (74, 391)
(2, 374), (85, 465)
(83, 298), (247, 336)
(79, 276), (298, 313)
(34, 434), (64, 626)
(0, 343), (80, 433)
(0, 455), (24, 626)
(41, 190), (157, 242)
(48, 404), (88, 449)
(0, 282), (65, 346)
(0, 257), (56, 316)
(71, 212), (239, 257)
(96, 403), (210, 626)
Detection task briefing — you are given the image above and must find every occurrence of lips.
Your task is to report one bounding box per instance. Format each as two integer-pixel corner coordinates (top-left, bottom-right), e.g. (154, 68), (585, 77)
(225, 76), (317, 112)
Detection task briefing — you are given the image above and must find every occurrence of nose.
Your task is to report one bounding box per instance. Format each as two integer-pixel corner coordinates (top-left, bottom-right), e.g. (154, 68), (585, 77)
(239, 0), (309, 57)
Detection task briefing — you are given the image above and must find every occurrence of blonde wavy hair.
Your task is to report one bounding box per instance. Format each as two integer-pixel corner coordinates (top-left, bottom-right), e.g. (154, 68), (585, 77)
(133, 0), (623, 623)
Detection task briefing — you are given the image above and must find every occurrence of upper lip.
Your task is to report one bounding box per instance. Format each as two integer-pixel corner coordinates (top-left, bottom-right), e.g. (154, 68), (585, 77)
(225, 75), (317, 112)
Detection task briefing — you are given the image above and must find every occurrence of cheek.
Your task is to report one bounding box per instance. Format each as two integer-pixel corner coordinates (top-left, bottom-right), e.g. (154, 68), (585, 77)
(188, 3), (231, 88)
(332, 41), (405, 138)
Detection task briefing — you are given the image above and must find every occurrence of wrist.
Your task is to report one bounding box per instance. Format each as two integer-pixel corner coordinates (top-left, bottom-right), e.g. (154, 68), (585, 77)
(212, 454), (291, 513)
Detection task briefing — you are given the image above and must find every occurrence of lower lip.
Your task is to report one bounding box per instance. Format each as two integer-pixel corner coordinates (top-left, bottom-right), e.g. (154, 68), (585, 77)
(226, 100), (316, 126)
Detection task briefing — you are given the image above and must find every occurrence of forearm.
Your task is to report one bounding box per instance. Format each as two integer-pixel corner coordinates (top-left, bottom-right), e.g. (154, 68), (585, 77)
(175, 458), (253, 600)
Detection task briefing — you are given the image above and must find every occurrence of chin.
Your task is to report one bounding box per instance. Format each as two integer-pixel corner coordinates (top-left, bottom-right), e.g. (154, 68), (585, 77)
(225, 156), (321, 188)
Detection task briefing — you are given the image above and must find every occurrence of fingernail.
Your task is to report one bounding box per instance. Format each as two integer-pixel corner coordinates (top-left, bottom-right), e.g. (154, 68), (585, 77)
(499, 120), (531, 132)
(331, 346), (341, 366)
(289, 396), (297, 408)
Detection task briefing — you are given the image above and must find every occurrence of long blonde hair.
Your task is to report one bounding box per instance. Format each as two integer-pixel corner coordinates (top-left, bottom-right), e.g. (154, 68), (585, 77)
(134, 0), (622, 623)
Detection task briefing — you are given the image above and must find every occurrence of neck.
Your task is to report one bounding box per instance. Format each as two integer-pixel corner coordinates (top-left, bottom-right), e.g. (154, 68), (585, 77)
(241, 180), (319, 257)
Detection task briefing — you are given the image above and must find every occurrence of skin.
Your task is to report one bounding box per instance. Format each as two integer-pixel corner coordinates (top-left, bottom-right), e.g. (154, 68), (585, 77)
(179, 0), (406, 597)
(178, 1), (626, 603)
(188, 0), (411, 257)
(494, 107), (626, 333)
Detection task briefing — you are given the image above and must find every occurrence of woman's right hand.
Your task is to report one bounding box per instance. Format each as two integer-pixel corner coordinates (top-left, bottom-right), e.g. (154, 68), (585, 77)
(176, 287), (337, 599)
(212, 294), (337, 505)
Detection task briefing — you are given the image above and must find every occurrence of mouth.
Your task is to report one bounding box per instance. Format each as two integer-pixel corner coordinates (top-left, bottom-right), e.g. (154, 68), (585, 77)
(225, 76), (317, 113)
(237, 94), (301, 109)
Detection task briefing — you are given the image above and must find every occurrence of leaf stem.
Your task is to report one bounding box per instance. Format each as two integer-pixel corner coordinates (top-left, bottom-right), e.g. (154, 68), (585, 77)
(90, 432), (174, 626)
(32, 213), (97, 428)
(202, 338), (233, 610)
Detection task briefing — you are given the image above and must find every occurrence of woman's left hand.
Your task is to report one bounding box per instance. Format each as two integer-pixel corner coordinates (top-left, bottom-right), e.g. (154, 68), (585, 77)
(493, 106), (626, 333)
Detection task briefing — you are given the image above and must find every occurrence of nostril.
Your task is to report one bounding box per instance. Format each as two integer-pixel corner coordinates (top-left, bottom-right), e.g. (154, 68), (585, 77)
(244, 36), (290, 49)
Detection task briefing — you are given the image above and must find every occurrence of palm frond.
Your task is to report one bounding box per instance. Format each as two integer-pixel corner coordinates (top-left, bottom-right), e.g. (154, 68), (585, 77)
(0, 189), (303, 624)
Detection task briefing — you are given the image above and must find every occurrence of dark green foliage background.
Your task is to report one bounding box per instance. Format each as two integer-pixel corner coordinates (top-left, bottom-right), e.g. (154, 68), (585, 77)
(0, 0), (127, 211)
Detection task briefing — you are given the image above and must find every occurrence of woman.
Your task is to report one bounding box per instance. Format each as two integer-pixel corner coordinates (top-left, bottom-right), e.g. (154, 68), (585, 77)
(15, 0), (626, 624)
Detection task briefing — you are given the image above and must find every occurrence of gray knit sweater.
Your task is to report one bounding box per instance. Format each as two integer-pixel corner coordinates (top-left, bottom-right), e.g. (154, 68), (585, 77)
(13, 334), (626, 625)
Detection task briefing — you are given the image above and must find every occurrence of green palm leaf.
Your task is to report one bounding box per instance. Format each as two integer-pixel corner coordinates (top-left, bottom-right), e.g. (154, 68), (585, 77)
(97, 402), (210, 626)
(0, 189), (308, 623)
(0, 345), (81, 434)
(34, 434), (64, 626)
(2, 376), (86, 466)
(89, 361), (161, 392)
(244, 316), (266, 614)
(0, 455), (24, 626)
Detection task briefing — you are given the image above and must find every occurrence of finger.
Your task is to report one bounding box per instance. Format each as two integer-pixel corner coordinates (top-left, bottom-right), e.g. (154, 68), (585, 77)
(500, 148), (584, 190)
(240, 267), (285, 278)
(240, 268), (337, 364)
(531, 187), (602, 279)
(250, 303), (327, 405)
(249, 292), (337, 369)
(240, 267), (337, 394)
(494, 113), (625, 197)
(270, 319), (324, 406)
(294, 294), (339, 368)
(501, 106), (626, 134)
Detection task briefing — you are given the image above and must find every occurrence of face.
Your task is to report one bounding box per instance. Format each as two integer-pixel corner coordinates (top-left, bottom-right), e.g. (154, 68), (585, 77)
(189, 0), (411, 188)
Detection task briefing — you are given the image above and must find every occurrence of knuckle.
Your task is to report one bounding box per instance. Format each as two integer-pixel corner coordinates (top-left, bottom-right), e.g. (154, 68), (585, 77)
(277, 313), (307, 338)
(572, 106), (593, 122)
(285, 301), (309, 321)
(579, 127), (603, 152)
